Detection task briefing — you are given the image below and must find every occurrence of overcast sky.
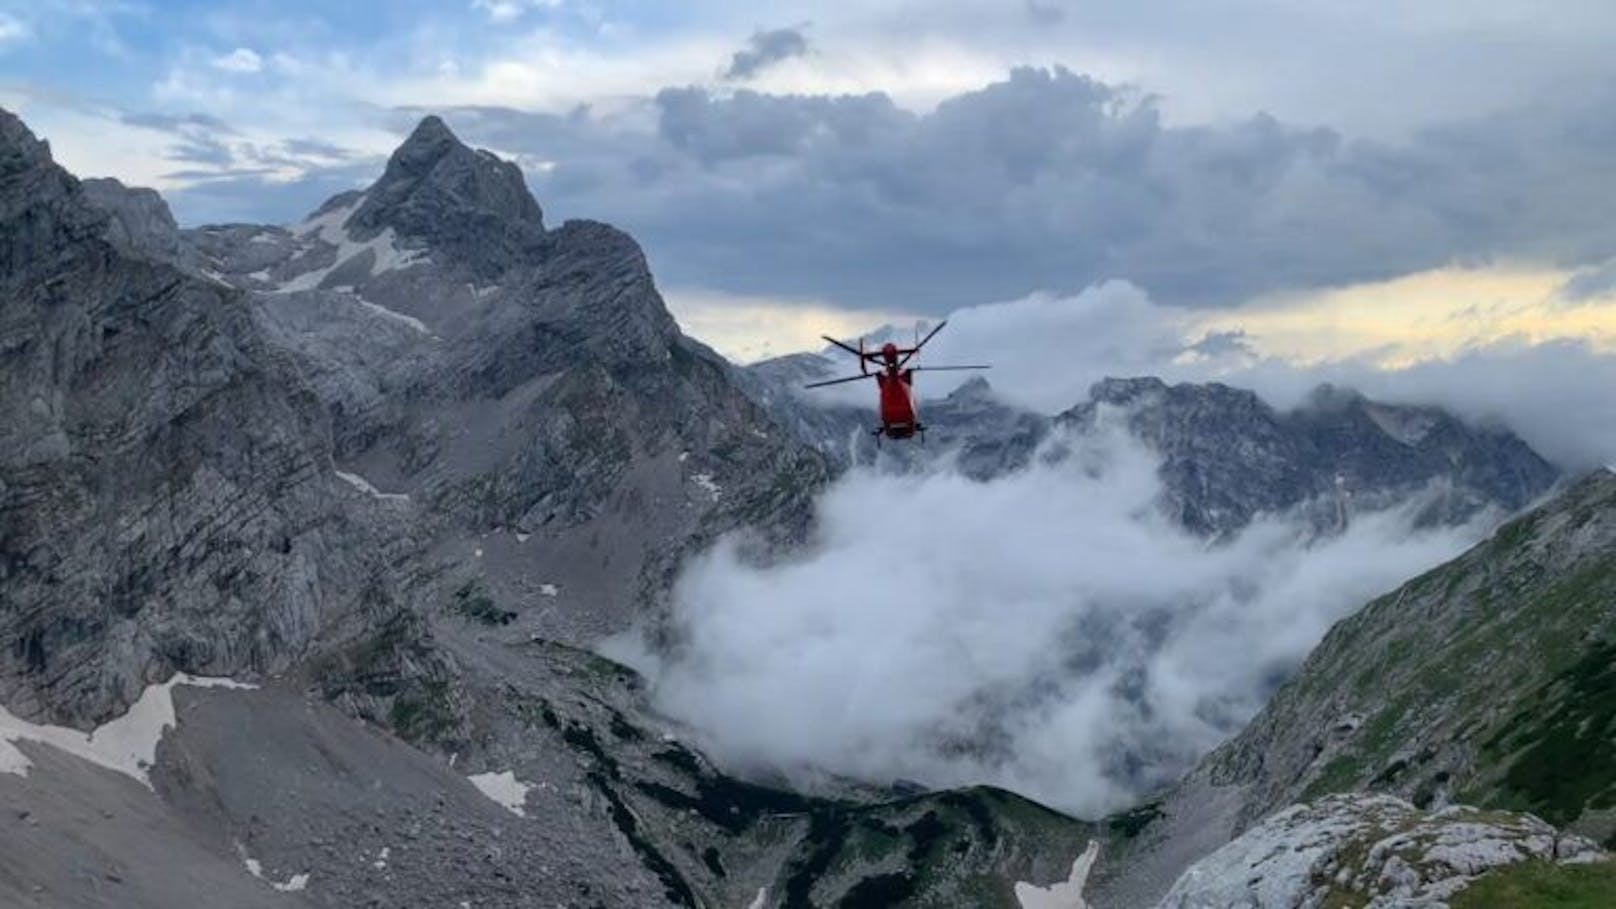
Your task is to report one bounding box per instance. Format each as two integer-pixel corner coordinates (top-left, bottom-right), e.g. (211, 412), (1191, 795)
(7, 1), (1616, 360)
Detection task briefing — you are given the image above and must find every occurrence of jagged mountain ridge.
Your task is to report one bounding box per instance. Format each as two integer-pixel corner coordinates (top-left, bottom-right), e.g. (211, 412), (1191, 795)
(1063, 377), (1559, 535)
(745, 352), (1559, 536)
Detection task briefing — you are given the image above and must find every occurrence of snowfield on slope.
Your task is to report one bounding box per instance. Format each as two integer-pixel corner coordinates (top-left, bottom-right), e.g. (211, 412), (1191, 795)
(1016, 839), (1099, 908)
(467, 769), (535, 816)
(0, 675), (255, 786)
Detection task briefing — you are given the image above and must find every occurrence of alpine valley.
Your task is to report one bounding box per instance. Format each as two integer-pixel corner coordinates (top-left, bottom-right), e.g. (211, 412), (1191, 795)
(1, 109), (1610, 909)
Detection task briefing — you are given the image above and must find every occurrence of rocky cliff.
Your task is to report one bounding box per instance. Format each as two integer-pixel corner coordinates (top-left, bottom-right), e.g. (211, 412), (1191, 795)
(0, 110), (419, 729)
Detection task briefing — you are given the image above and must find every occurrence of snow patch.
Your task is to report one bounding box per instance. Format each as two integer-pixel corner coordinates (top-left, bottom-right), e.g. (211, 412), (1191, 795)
(240, 847), (312, 893)
(200, 268), (234, 288)
(691, 473), (722, 499)
(0, 738), (30, 775)
(747, 887), (768, 909)
(468, 770), (533, 816)
(515, 531), (531, 543)
(539, 583), (559, 597)
(0, 675), (255, 786)
(272, 195), (426, 293)
(335, 469), (410, 502)
(1015, 839), (1098, 909)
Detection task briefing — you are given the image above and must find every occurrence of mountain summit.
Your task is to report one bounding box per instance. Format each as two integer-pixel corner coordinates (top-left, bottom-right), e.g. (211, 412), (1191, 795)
(183, 115), (827, 642)
(346, 115), (545, 275)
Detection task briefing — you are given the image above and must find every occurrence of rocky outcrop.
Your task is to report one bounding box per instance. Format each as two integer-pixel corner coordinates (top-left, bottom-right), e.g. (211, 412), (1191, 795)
(79, 177), (197, 267)
(1160, 794), (1605, 908)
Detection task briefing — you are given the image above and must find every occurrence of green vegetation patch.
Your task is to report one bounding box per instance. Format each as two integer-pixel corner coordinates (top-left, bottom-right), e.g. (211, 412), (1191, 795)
(1451, 859), (1616, 909)
(388, 676), (460, 744)
(449, 580), (516, 625)
(1485, 640), (1616, 825)
(838, 873), (918, 907)
(1106, 801), (1163, 840)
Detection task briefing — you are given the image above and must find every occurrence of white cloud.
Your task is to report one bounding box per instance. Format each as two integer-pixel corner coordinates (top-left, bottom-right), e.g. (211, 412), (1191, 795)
(0, 12), (30, 46)
(471, 0), (562, 23)
(211, 47), (263, 73)
(615, 425), (1484, 817)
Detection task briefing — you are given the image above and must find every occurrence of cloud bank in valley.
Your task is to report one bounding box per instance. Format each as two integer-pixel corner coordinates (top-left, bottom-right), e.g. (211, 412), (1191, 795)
(618, 425), (1486, 817)
(625, 275), (1616, 817)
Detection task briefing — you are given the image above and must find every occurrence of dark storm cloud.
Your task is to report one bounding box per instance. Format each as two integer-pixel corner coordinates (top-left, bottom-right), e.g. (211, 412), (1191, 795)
(172, 68), (1616, 313)
(721, 26), (809, 80)
(612, 68), (1616, 311)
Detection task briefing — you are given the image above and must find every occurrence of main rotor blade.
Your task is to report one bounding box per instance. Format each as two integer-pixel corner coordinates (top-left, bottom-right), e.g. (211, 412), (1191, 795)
(804, 373), (876, 389)
(821, 335), (867, 358)
(912, 365), (990, 371)
(897, 319), (948, 367)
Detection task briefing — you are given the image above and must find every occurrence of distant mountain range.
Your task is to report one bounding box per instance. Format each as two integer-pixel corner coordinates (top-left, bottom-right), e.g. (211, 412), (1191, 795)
(744, 353), (1558, 537)
(1, 107), (1607, 907)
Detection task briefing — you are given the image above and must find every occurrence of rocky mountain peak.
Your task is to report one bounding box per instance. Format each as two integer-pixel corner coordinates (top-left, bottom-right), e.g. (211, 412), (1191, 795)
(0, 108), (51, 174)
(344, 114), (546, 277)
(1088, 375), (1168, 402)
(1303, 381), (1367, 411)
(946, 374), (996, 401)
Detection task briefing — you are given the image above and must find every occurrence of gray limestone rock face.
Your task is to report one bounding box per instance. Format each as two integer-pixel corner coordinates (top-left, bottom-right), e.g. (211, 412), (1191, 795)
(1158, 794), (1605, 908)
(0, 108), (418, 727)
(185, 116), (830, 645)
(78, 177), (196, 268)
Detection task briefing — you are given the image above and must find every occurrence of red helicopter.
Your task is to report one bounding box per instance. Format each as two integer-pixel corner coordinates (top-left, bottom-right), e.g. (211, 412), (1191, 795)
(805, 320), (989, 441)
